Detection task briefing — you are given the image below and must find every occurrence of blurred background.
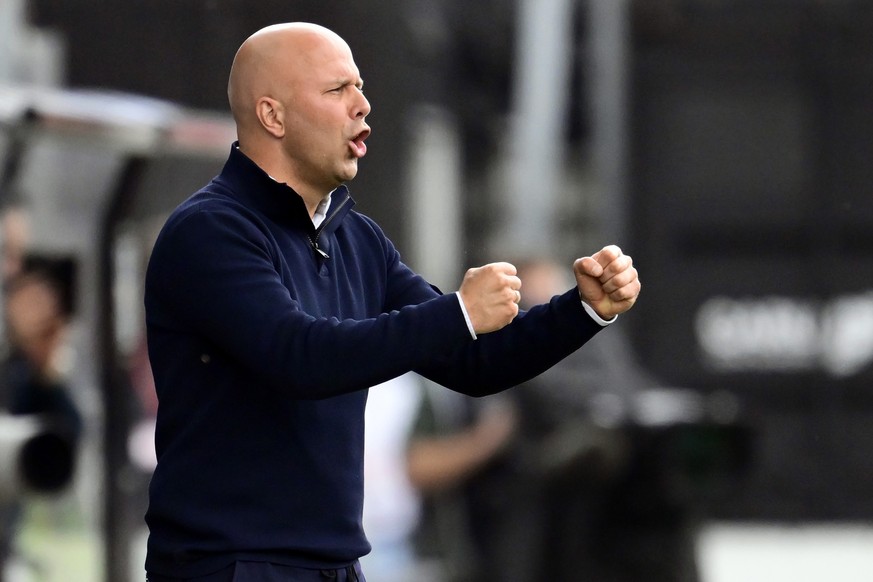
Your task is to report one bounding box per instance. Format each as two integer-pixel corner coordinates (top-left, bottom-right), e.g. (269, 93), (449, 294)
(0, 0), (871, 581)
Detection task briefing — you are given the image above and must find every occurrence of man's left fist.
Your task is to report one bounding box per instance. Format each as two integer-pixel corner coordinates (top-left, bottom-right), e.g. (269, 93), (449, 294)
(573, 245), (641, 320)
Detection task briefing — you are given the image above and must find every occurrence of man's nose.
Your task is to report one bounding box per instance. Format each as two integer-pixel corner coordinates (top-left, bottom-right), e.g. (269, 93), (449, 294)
(354, 92), (371, 119)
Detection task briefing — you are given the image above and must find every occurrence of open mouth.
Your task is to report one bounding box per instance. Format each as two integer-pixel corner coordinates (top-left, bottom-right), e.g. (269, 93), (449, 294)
(349, 128), (370, 158)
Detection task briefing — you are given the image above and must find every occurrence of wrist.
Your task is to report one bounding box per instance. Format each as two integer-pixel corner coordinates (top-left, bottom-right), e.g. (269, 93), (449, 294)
(579, 293), (616, 326)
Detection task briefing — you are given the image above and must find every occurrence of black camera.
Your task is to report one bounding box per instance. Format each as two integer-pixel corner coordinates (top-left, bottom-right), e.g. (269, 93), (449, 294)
(0, 413), (77, 501)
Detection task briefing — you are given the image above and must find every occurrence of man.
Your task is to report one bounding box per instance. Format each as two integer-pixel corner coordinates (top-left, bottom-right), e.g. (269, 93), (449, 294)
(143, 22), (640, 582)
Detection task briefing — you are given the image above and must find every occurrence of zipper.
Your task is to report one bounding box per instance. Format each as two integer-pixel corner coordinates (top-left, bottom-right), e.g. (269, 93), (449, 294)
(311, 240), (330, 260)
(309, 193), (353, 260)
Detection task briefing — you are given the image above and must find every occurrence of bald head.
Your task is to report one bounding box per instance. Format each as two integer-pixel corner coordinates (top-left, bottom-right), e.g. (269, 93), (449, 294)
(517, 259), (573, 309)
(228, 23), (350, 137)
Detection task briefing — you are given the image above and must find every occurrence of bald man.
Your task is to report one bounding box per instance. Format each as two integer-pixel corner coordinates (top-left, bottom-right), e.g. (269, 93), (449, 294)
(143, 22), (640, 582)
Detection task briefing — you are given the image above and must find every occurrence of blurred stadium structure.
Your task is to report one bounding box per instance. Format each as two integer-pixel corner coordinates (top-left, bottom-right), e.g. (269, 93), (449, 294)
(1, 0), (872, 580)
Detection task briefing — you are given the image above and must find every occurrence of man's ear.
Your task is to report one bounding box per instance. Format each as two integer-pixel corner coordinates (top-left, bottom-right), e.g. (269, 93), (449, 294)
(256, 97), (285, 138)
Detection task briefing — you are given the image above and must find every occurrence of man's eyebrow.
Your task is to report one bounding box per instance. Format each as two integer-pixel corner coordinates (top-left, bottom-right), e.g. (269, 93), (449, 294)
(328, 78), (364, 89)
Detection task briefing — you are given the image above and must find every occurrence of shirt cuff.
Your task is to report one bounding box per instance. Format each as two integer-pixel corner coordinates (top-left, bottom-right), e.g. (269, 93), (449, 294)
(581, 300), (617, 327)
(454, 292), (477, 340)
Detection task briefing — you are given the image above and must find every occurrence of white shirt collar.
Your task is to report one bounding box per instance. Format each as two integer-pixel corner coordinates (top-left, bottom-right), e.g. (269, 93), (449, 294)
(312, 191), (333, 228)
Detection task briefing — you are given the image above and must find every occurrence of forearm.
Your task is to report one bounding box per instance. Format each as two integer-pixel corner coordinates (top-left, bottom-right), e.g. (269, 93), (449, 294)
(406, 415), (511, 493)
(418, 288), (605, 396)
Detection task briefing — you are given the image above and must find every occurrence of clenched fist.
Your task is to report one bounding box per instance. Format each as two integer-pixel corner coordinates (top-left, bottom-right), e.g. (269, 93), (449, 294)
(574, 245), (641, 320)
(458, 262), (522, 334)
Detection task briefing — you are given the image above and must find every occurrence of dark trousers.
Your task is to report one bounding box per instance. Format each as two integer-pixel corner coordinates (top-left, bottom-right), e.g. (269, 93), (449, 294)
(147, 560), (366, 582)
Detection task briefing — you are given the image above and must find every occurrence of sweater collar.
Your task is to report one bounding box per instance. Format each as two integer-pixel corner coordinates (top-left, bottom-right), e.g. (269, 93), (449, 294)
(217, 142), (354, 230)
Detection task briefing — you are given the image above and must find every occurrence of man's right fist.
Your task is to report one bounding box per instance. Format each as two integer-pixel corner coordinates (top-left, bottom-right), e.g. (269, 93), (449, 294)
(458, 262), (522, 335)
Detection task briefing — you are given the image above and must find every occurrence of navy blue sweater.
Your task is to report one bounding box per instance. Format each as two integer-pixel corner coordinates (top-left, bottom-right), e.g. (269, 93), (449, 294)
(143, 144), (604, 576)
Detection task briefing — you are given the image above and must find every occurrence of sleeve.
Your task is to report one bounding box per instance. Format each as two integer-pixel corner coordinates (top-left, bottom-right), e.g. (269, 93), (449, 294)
(363, 224), (608, 397)
(415, 288), (607, 397)
(145, 205), (473, 399)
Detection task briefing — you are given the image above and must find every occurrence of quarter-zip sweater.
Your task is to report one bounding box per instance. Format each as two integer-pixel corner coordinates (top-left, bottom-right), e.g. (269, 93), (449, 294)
(143, 144), (606, 577)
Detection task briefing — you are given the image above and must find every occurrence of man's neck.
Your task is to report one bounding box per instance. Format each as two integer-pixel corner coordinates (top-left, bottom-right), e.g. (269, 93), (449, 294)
(236, 140), (333, 218)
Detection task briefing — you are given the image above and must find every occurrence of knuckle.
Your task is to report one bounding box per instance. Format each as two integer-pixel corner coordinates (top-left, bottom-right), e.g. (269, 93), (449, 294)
(614, 286), (634, 300)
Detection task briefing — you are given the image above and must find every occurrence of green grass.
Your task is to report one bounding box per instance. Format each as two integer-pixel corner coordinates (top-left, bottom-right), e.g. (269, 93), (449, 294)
(10, 497), (101, 582)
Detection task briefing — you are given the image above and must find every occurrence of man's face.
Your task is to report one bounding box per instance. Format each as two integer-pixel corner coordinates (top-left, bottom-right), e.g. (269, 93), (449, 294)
(280, 37), (371, 194)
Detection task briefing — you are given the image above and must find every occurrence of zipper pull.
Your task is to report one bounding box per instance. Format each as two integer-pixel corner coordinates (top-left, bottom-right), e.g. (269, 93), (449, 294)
(311, 239), (330, 260)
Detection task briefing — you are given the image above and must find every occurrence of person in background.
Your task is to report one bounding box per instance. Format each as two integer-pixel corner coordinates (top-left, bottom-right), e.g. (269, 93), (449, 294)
(359, 372), (441, 582)
(407, 258), (683, 582)
(143, 22), (640, 582)
(0, 255), (82, 576)
(406, 381), (518, 582)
